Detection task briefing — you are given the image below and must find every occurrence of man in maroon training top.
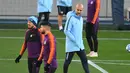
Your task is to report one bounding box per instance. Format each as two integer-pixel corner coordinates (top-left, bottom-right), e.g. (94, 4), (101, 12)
(85, 0), (100, 57)
(15, 16), (42, 73)
(38, 21), (58, 73)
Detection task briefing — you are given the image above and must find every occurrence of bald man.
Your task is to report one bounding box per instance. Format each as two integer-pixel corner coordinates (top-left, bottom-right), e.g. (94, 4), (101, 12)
(63, 4), (90, 73)
(86, 0), (100, 57)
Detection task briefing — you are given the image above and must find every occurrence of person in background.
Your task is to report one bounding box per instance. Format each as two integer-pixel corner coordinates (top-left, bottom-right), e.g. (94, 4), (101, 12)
(57, 0), (72, 31)
(37, 0), (53, 25)
(86, 0), (100, 57)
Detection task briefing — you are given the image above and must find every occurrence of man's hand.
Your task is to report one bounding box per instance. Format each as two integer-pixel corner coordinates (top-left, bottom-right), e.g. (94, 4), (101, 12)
(44, 63), (50, 72)
(36, 60), (42, 67)
(15, 55), (22, 63)
(87, 22), (94, 25)
(86, 22), (94, 29)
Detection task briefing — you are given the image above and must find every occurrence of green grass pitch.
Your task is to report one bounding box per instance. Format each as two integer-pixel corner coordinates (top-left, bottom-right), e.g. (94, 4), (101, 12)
(0, 29), (130, 73)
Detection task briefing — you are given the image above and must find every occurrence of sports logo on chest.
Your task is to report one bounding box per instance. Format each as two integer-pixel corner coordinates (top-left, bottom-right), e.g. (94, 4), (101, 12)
(30, 34), (36, 37)
(88, 0), (95, 5)
(44, 40), (47, 45)
(44, 38), (48, 45)
(90, 1), (94, 4)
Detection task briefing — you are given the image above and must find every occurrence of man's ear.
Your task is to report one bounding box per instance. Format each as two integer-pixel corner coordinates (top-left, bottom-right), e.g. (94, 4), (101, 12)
(48, 26), (51, 29)
(34, 25), (36, 29)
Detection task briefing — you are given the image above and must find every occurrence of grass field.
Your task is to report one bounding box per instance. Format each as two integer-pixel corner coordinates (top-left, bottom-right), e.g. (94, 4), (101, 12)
(0, 29), (130, 73)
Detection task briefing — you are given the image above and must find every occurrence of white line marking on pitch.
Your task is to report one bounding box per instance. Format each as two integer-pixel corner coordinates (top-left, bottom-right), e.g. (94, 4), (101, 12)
(88, 60), (109, 73)
(94, 62), (130, 66)
(57, 40), (108, 73)
(72, 60), (109, 73)
(0, 59), (129, 62)
(92, 60), (130, 62)
(0, 58), (109, 73)
(1, 29), (130, 32)
(0, 37), (130, 40)
(0, 29), (60, 32)
(0, 37), (23, 39)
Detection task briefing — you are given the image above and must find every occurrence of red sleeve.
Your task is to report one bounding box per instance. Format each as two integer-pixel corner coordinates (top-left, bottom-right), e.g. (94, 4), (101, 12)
(19, 30), (28, 55)
(19, 42), (27, 55)
(47, 32), (55, 64)
(92, 0), (100, 24)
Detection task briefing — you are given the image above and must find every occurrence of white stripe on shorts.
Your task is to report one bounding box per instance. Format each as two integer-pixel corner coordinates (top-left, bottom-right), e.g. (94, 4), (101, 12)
(66, 53), (69, 60)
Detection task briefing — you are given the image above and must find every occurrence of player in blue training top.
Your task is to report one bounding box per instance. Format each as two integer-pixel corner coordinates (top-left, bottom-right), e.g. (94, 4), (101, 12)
(37, 0), (53, 24)
(63, 4), (90, 73)
(85, 0), (100, 57)
(57, 0), (72, 31)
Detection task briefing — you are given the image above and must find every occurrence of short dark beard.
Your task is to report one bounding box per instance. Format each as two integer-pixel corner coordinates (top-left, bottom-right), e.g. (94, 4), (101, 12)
(76, 13), (80, 16)
(41, 31), (45, 34)
(28, 26), (34, 29)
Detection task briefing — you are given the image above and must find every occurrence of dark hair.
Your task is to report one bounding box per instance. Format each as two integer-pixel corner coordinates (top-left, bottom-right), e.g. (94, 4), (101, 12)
(39, 21), (51, 27)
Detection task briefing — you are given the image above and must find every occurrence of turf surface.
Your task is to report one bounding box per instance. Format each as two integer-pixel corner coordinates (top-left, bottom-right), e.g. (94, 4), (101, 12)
(0, 29), (130, 73)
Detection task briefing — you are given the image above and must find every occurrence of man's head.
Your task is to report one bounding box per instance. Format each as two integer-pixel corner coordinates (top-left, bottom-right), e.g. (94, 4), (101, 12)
(27, 16), (38, 29)
(39, 21), (51, 34)
(75, 4), (84, 15)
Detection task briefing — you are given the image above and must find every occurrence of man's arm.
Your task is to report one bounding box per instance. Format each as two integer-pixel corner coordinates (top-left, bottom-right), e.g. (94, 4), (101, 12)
(64, 16), (76, 43)
(38, 46), (44, 61)
(19, 42), (27, 56)
(19, 30), (28, 56)
(92, 0), (100, 24)
(15, 31), (28, 63)
(47, 32), (55, 64)
(38, 34), (45, 61)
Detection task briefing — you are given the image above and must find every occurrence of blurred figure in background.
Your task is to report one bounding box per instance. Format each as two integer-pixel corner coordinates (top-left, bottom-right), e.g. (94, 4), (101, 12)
(57, 0), (72, 31)
(37, 0), (53, 25)
(85, 0), (100, 57)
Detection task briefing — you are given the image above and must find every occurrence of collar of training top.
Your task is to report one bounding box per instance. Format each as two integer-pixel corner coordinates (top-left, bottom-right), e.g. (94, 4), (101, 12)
(73, 10), (82, 20)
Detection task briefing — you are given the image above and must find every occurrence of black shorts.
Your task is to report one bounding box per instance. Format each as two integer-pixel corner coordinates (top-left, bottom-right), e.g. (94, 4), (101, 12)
(57, 6), (72, 15)
(37, 12), (50, 24)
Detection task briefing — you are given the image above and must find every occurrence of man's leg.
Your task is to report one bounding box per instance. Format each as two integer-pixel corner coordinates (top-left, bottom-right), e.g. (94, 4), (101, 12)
(85, 22), (94, 56)
(36, 60), (42, 73)
(58, 15), (63, 30)
(37, 12), (44, 25)
(76, 50), (90, 73)
(57, 6), (65, 31)
(28, 58), (33, 73)
(43, 12), (50, 21)
(31, 58), (42, 73)
(92, 22), (99, 56)
(65, 6), (72, 15)
(63, 52), (75, 73)
(92, 31), (98, 53)
(48, 67), (57, 73)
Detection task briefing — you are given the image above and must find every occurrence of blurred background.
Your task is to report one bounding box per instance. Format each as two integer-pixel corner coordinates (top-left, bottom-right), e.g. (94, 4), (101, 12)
(0, 0), (130, 29)
(0, 0), (130, 73)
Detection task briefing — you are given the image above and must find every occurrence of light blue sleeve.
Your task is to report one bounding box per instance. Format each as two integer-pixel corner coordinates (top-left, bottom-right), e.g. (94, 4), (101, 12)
(64, 16), (76, 43)
(37, 0), (53, 12)
(60, 0), (66, 5)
